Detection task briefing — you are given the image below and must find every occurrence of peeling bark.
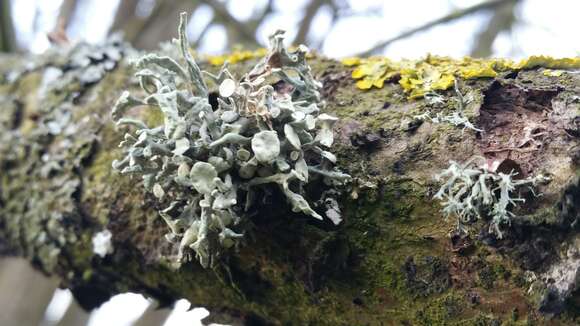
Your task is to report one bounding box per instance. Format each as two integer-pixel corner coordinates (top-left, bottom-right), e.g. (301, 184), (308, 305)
(0, 44), (579, 325)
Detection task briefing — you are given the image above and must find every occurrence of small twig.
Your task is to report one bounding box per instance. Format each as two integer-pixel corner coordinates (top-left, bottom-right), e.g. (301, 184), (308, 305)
(192, 22), (215, 47)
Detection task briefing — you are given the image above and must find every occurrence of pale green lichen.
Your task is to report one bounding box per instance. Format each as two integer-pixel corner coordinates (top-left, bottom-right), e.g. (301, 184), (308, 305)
(414, 80), (481, 133)
(0, 36), (128, 274)
(434, 157), (549, 238)
(111, 13), (350, 268)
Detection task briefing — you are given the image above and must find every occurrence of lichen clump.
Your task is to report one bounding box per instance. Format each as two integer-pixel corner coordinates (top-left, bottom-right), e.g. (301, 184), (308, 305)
(414, 80), (481, 133)
(111, 13), (349, 268)
(434, 157), (549, 238)
(343, 55), (580, 98)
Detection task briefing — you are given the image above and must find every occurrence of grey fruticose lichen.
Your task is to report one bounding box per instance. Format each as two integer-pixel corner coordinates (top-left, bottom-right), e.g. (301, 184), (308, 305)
(434, 157), (549, 238)
(111, 12), (350, 268)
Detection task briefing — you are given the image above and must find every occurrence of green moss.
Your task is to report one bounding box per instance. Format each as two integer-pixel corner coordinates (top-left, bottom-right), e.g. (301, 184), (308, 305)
(493, 264), (510, 281)
(478, 265), (498, 290)
(467, 313), (501, 326)
(414, 292), (464, 325)
(143, 106), (164, 127)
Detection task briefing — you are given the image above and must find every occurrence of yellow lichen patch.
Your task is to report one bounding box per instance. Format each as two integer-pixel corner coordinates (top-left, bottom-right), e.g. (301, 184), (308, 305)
(516, 55), (580, 70)
(399, 60), (456, 98)
(343, 55), (580, 98)
(543, 69), (564, 77)
(350, 57), (403, 89)
(205, 46), (316, 66)
(342, 57), (362, 66)
(205, 48), (268, 66)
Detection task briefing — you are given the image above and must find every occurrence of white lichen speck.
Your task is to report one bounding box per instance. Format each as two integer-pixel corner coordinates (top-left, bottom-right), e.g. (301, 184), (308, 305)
(92, 229), (114, 258)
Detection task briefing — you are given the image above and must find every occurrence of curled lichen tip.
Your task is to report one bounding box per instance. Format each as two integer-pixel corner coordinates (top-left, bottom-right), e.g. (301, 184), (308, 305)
(178, 11), (208, 97)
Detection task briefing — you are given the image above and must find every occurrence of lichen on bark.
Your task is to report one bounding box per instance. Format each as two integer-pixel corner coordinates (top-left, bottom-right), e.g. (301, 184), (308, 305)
(0, 35), (579, 325)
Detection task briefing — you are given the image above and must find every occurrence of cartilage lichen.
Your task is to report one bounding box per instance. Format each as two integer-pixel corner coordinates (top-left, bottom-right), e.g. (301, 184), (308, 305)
(434, 157), (549, 238)
(111, 12), (350, 268)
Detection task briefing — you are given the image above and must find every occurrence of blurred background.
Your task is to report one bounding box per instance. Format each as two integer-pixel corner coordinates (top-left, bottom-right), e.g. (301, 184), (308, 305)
(0, 0), (579, 325)
(1, 0), (579, 58)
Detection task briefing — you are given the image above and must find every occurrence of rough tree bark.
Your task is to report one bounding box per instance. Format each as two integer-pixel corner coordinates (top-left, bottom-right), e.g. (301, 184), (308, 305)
(0, 41), (579, 325)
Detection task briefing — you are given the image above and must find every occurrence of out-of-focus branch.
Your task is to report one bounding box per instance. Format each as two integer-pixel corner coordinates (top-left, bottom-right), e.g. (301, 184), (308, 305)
(0, 0), (16, 52)
(358, 0), (519, 57)
(195, 0), (278, 49)
(312, 0), (362, 50)
(130, 0), (198, 50)
(0, 258), (59, 326)
(470, 0), (518, 57)
(56, 0), (79, 30)
(243, 0), (274, 39)
(55, 300), (89, 326)
(295, 0), (383, 50)
(294, 0), (328, 45)
(48, 0), (80, 45)
(253, 0), (274, 24)
(132, 303), (172, 326)
(109, 0), (140, 35)
(192, 21), (214, 47)
(199, 0), (259, 47)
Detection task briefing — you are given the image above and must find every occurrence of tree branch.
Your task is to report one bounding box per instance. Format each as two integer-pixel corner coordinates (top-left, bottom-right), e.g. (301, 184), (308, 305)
(109, 0), (140, 35)
(0, 259), (58, 326)
(0, 38), (579, 324)
(56, 0), (79, 30)
(56, 300), (90, 326)
(47, 0), (80, 45)
(357, 0), (519, 57)
(199, 0), (259, 47)
(470, 0), (518, 57)
(0, 0), (16, 52)
(130, 0), (198, 50)
(294, 0), (328, 45)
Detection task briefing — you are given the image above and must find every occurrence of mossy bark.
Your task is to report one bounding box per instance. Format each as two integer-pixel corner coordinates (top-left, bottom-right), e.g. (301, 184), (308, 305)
(0, 46), (579, 326)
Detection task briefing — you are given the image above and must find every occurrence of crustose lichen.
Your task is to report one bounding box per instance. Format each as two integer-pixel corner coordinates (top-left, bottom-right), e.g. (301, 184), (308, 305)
(111, 13), (350, 268)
